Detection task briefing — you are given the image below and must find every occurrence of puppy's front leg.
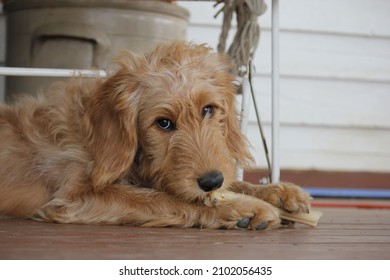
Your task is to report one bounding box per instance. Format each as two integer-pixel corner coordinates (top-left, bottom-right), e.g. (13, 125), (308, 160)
(36, 184), (201, 227)
(36, 184), (280, 230)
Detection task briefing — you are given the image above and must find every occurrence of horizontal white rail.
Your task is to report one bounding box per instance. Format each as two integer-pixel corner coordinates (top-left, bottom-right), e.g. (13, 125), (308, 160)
(0, 67), (107, 78)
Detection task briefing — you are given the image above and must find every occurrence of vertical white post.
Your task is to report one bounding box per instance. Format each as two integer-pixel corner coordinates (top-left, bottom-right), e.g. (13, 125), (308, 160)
(271, 0), (281, 183)
(237, 74), (250, 181)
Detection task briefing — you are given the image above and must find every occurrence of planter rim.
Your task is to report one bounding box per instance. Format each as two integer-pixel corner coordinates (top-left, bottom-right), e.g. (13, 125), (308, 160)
(3, 0), (190, 20)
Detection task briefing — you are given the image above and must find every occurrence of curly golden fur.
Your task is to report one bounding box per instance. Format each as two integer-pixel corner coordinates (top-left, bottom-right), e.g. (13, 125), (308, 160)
(0, 42), (310, 230)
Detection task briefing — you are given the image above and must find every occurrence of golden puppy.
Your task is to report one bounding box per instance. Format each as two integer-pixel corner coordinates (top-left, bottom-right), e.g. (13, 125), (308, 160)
(0, 42), (310, 230)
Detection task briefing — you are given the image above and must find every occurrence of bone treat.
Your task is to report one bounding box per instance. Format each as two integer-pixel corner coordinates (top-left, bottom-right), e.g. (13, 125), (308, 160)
(278, 209), (323, 227)
(204, 190), (323, 227)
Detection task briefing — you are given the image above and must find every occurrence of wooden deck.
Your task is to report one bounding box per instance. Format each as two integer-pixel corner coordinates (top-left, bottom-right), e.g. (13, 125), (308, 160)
(1, 200), (389, 260)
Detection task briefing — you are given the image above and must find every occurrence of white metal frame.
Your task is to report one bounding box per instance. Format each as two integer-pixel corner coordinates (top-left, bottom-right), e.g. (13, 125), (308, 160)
(271, 0), (280, 183)
(0, 0), (281, 184)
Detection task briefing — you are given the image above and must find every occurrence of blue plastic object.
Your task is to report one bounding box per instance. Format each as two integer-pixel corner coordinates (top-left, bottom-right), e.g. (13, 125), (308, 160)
(303, 187), (390, 199)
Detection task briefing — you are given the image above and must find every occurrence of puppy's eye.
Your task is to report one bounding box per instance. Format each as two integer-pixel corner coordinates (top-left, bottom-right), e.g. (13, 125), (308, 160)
(156, 118), (175, 132)
(202, 105), (214, 118)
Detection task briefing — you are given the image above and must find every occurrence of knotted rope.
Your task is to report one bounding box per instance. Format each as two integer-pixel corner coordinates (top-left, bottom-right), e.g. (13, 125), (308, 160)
(215, 0), (267, 76)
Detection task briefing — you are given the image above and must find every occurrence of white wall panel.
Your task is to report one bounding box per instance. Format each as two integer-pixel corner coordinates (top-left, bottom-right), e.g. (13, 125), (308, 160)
(247, 124), (390, 172)
(247, 77), (390, 129)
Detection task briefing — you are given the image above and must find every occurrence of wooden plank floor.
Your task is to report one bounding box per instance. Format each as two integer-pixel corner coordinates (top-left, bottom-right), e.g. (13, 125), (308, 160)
(1, 201), (389, 260)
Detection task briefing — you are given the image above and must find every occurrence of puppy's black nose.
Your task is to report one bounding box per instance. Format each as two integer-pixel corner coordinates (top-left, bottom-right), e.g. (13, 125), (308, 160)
(197, 171), (224, 192)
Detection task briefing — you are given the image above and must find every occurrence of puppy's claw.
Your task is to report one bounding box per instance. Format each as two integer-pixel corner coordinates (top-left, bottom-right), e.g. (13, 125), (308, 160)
(281, 219), (295, 228)
(237, 217), (251, 229)
(255, 221), (268, 231)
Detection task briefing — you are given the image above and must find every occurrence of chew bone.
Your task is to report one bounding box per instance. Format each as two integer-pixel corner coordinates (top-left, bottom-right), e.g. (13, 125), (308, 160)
(204, 190), (322, 227)
(278, 209), (323, 227)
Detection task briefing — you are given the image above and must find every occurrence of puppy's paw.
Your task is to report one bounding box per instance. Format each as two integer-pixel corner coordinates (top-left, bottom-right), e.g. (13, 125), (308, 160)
(257, 182), (312, 214)
(213, 195), (281, 230)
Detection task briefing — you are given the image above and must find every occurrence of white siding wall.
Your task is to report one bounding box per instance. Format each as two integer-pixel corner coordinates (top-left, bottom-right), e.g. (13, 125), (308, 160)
(178, 0), (390, 173)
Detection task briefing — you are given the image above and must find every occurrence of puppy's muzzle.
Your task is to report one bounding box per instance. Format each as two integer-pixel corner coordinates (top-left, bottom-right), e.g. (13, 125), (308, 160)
(197, 171), (224, 192)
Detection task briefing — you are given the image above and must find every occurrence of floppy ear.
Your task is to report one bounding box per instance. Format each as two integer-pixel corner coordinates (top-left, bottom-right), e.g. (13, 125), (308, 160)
(211, 52), (255, 168)
(87, 67), (140, 190)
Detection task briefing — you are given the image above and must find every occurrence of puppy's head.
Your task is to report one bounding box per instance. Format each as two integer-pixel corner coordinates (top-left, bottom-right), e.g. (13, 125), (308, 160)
(89, 42), (253, 200)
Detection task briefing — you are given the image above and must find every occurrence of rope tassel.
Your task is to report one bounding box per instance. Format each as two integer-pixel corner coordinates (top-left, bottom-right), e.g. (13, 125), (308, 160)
(215, 0), (267, 76)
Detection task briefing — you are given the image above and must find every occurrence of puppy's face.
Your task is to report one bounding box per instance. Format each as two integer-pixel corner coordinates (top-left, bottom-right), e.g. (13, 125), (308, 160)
(128, 43), (253, 202)
(136, 82), (235, 202)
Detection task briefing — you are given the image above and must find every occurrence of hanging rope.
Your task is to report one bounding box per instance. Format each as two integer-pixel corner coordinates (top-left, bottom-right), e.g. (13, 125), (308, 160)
(215, 0), (267, 76)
